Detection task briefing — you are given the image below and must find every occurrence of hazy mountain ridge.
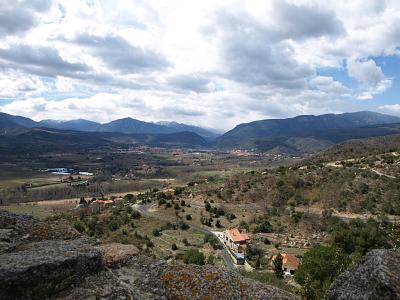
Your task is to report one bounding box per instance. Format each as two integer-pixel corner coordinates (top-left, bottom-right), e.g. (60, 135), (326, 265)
(0, 113), (217, 140)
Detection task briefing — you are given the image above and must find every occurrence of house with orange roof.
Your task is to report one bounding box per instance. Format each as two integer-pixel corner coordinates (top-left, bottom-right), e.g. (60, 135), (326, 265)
(271, 252), (300, 276)
(222, 228), (251, 255)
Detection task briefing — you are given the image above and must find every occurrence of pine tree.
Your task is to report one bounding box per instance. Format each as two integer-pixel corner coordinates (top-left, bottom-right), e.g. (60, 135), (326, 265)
(273, 253), (284, 278)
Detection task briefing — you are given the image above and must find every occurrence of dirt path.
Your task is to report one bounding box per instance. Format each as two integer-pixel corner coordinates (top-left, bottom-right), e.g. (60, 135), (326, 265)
(371, 169), (397, 179)
(295, 206), (399, 222)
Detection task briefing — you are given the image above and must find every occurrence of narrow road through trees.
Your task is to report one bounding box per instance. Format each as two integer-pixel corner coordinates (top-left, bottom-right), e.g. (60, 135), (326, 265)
(133, 203), (236, 271)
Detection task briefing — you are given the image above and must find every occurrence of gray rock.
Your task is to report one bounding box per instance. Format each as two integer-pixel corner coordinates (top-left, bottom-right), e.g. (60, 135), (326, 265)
(326, 249), (400, 300)
(0, 238), (102, 300)
(0, 210), (37, 230)
(161, 265), (299, 300)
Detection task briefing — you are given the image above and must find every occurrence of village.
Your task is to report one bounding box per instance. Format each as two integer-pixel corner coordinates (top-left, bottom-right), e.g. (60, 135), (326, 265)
(68, 183), (303, 283)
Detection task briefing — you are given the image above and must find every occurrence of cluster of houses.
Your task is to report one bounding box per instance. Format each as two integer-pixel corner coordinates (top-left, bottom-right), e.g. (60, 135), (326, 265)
(221, 227), (300, 275)
(76, 197), (115, 212)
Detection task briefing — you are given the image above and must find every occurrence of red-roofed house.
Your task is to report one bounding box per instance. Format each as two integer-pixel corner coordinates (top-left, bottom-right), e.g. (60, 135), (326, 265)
(222, 228), (251, 255)
(271, 252), (300, 275)
(90, 200), (114, 213)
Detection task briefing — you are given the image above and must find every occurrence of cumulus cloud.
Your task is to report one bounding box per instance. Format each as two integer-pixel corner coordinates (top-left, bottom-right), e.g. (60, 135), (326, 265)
(379, 104), (400, 116)
(0, 44), (89, 78)
(216, 12), (314, 88)
(0, 0), (52, 37)
(271, 0), (345, 40)
(72, 33), (170, 74)
(167, 73), (214, 93)
(347, 58), (393, 99)
(310, 76), (351, 95)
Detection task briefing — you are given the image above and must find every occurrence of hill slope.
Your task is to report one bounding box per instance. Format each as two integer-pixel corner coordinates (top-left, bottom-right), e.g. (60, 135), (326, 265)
(207, 133), (400, 214)
(216, 111), (400, 153)
(0, 112), (37, 128)
(0, 128), (208, 155)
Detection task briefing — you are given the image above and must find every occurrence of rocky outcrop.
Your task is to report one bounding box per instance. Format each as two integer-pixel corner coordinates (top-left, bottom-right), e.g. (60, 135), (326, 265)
(0, 238), (102, 300)
(98, 243), (139, 267)
(326, 249), (400, 300)
(56, 256), (299, 300)
(0, 210), (298, 300)
(0, 211), (102, 300)
(161, 265), (298, 300)
(54, 255), (169, 300)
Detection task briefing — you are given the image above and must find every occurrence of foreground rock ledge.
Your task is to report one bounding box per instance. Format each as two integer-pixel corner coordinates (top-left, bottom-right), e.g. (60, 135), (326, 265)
(327, 249), (400, 300)
(0, 238), (102, 300)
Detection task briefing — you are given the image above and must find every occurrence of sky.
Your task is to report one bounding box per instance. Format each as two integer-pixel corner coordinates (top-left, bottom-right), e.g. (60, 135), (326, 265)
(0, 0), (400, 130)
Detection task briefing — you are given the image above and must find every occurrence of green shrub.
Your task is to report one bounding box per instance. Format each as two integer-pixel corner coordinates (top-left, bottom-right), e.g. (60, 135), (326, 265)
(108, 220), (119, 231)
(294, 246), (350, 299)
(73, 221), (85, 233)
(131, 210), (141, 219)
(183, 248), (205, 265)
(152, 228), (161, 237)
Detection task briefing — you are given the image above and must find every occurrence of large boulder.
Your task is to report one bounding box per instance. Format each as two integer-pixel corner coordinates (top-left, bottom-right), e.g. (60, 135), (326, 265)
(98, 243), (139, 266)
(0, 238), (102, 300)
(326, 249), (400, 300)
(161, 265), (299, 300)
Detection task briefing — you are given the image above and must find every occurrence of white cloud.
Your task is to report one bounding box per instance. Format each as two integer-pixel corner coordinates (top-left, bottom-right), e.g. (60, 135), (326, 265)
(347, 58), (393, 99)
(310, 76), (351, 95)
(379, 104), (400, 116)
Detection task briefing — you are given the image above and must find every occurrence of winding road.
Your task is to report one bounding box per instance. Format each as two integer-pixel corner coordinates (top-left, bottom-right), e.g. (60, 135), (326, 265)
(133, 203), (236, 271)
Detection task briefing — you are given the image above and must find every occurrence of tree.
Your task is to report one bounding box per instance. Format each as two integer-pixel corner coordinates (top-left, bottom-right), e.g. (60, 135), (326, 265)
(131, 210), (141, 219)
(298, 276), (317, 300)
(294, 246), (350, 299)
(215, 220), (222, 228)
(152, 228), (161, 237)
(204, 234), (220, 250)
(389, 222), (400, 250)
(205, 201), (211, 212)
(273, 253), (284, 278)
(171, 243), (178, 251)
(123, 193), (135, 202)
(183, 248), (205, 265)
(207, 255), (216, 265)
(79, 197), (87, 205)
(108, 219), (119, 231)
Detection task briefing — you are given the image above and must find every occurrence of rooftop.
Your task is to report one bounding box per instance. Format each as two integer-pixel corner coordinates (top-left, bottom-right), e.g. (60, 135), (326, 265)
(272, 252), (300, 269)
(227, 228), (250, 242)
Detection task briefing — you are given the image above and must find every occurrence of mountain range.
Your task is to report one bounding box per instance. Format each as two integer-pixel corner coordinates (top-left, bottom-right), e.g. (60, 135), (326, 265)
(216, 111), (400, 153)
(0, 113), (219, 141)
(1, 111), (400, 154)
(38, 117), (219, 140)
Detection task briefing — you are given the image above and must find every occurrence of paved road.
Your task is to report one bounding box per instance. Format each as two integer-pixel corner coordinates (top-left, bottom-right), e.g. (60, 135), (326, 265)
(133, 203), (236, 271)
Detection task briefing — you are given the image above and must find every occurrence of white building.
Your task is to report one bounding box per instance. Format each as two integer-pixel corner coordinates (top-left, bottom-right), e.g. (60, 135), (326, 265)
(222, 228), (250, 254)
